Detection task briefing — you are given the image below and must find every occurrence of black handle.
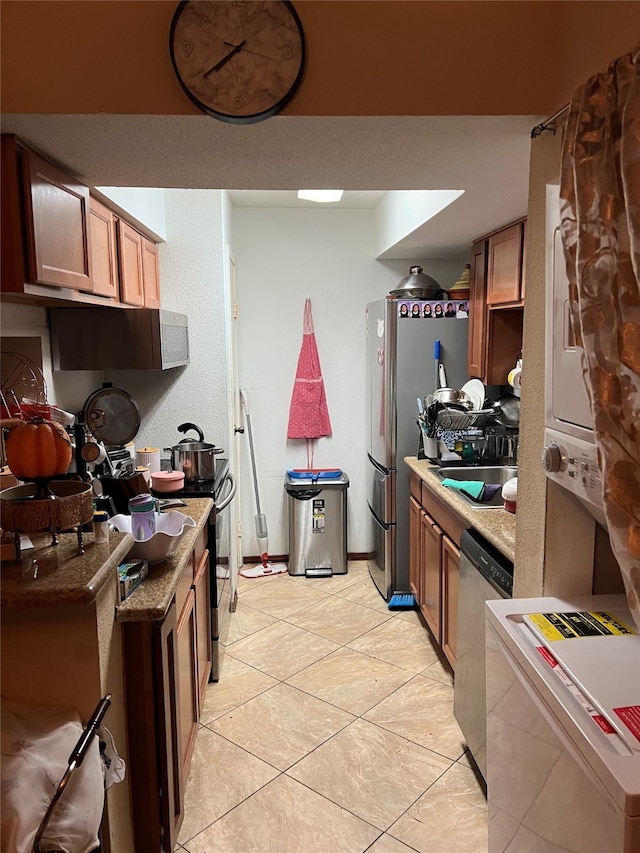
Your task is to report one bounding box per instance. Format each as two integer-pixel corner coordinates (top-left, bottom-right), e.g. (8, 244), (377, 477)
(177, 422), (204, 442)
(68, 694), (112, 767)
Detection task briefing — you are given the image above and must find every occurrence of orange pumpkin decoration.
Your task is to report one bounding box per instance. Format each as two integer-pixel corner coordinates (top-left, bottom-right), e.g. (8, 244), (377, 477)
(5, 418), (73, 480)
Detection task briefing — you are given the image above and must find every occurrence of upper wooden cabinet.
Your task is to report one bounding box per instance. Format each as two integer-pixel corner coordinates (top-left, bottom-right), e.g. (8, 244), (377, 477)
(1, 135), (94, 298)
(89, 196), (118, 299)
(117, 219), (161, 308)
(486, 221), (525, 306)
(117, 219), (145, 306)
(468, 218), (526, 383)
(467, 240), (487, 379)
(1, 134), (163, 308)
(142, 236), (161, 308)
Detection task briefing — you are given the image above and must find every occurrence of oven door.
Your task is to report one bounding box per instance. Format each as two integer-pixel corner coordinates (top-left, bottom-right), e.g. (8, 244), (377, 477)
(214, 472), (236, 620)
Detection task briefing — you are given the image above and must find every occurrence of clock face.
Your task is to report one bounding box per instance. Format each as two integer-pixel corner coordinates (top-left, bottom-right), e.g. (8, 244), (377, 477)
(170, 0), (306, 124)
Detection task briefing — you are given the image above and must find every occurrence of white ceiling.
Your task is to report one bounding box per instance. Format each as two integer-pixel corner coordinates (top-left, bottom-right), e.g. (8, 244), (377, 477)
(227, 190), (388, 209)
(1, 113), (542, 257)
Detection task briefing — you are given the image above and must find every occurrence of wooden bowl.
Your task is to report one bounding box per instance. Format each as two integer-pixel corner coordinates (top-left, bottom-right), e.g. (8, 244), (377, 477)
(0, 481), (93, 533)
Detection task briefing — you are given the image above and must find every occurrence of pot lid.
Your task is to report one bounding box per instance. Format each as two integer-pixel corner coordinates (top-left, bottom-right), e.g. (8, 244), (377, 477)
(83, 384), (140, 446)
(389, 265), (445, 299)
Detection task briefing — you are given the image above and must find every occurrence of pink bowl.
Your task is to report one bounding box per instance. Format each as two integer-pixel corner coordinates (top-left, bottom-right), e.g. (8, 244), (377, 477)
(151, 471), (185, 493)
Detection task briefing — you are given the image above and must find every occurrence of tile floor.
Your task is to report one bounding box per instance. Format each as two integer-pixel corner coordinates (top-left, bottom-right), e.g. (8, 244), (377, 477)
(175, 561), (488, 853)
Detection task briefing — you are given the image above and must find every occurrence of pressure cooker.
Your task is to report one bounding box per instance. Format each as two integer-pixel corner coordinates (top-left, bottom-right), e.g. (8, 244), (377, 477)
(165, 422), (223, 483)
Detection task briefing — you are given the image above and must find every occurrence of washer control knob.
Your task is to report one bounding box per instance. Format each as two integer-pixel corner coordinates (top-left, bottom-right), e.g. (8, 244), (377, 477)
(542, 444), (564, 473)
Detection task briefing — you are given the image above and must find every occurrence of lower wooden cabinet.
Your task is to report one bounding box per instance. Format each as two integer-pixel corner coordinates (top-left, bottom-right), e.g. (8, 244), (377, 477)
(441, 536), (460, 667)
(176, 587), (199, 785)
(123, 537), (211, 851)
(193, 550), (212, 712)
(409, 497), (422, 607)
(409, 473), (465, 669)
(421, 511), (443, 644)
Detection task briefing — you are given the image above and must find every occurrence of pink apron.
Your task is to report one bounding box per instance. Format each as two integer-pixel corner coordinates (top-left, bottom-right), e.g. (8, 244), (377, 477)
(287, 299), (332, 457)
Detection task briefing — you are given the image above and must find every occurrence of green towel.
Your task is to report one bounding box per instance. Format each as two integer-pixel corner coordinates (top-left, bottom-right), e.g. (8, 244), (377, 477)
(441, 478), (484, 499)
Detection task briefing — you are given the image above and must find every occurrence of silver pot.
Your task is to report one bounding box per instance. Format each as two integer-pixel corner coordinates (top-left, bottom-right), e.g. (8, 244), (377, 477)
(389, 265), (449, 300)
(433, 387), (473, 408)
(164, 422), (223, 483)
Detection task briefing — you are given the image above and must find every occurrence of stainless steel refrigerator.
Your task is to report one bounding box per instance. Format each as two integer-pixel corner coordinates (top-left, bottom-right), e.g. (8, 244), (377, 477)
(365, 298), (469, 601)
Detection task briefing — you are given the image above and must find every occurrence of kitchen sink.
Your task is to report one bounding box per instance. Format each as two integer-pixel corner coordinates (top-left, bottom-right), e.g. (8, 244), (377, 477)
(435, 466), (517, 509)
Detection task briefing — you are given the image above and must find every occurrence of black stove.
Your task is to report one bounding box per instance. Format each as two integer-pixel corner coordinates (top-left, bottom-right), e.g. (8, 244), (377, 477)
(152, 457), (230, 502)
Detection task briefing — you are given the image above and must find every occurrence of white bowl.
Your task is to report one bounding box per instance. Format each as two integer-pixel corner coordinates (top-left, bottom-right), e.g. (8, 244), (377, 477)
(110, 510), (196, 564)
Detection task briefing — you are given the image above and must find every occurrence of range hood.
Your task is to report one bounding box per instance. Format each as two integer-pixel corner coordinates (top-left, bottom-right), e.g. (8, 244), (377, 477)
(49, 307), (189, 371)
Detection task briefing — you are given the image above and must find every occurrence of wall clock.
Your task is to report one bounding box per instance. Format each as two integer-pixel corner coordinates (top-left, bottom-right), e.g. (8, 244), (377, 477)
(169, 0), (306, 125)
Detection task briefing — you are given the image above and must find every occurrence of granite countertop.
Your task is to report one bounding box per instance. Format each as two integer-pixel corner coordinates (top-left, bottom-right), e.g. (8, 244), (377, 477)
(0, 528), (133, 608)
(1, 498), (212, 616)
(404, 456), (516, 562)
(116, 498), (212, 623)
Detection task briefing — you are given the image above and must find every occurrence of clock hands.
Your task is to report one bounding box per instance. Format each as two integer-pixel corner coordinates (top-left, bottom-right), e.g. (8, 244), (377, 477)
(203, 39), (247, 77)
(223, 40), (278, 62)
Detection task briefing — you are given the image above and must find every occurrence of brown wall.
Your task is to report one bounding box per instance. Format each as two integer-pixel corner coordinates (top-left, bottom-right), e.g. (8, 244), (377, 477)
(1, 1), (637, 117)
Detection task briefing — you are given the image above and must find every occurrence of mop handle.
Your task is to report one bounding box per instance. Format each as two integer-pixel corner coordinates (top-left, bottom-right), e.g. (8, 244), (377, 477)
(240, 388), (262, 516)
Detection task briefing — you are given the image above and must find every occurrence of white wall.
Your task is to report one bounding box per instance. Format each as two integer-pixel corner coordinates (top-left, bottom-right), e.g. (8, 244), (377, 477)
(111, 190), (230, 455)
(2, 196), (465, 567)
(95, 187), (167, 241)
(1, 302), (102, 414)
(232, 205), (463, 556)
(1, 191), (231, 471)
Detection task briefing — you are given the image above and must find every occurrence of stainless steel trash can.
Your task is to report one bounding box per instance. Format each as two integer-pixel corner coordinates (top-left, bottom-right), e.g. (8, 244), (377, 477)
(285, 472), (349, 576)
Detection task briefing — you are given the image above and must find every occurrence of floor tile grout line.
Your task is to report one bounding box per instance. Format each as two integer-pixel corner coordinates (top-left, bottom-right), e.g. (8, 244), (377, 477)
(177, 767), (286, 848)
(185, 562), (479, 852)
(218, 616), (450, 719)
(203, 674), (466, 777)
(224, 604), (397, 650)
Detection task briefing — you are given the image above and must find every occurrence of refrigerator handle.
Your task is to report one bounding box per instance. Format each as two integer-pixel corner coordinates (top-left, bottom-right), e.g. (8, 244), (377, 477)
(367, 453), (392, 476)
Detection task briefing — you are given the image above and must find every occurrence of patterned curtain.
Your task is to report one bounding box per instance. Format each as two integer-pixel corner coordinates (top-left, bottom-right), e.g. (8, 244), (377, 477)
(559, 46), (640, 628)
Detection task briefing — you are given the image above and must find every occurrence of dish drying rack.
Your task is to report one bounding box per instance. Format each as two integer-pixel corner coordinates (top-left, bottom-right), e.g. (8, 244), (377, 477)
(436, 407), (495, 431)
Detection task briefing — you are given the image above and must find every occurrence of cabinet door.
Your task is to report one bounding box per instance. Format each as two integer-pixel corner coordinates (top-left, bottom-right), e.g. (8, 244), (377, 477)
(176, 588), (199, 783)
(89, 196), (118, 299)
(420, 511), (442, 644)
(143, 237), (161, 308)
(123, 602), (183, 851)
(117, 218), (145, 306)
(486, 222), (523, 306)
(193, 549), (212, 712)
(24, 148), (92, 291)
(468, 239), (487, 378)
(409, 496), (422, 607)
(484, 307), (524, 386)
(441, 535), (460, 670)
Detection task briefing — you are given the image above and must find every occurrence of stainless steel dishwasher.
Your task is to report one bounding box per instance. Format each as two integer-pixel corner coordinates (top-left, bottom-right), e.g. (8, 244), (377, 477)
(453, 528), (513, 781)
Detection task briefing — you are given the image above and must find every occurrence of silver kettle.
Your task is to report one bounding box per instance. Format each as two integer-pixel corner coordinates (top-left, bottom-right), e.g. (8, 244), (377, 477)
(389, 265), (449, 300)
